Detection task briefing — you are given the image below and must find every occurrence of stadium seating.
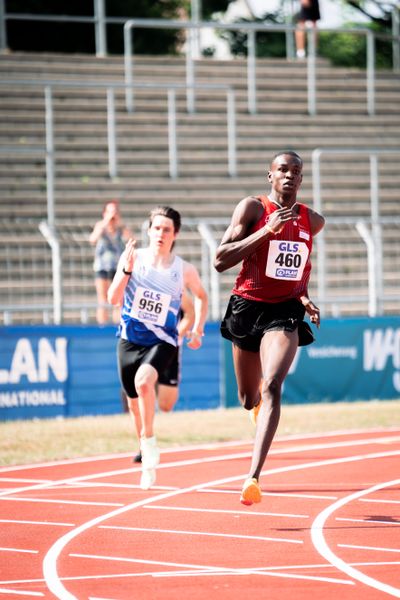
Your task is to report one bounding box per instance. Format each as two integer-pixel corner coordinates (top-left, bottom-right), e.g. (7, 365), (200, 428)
(1, 51), (399, 322)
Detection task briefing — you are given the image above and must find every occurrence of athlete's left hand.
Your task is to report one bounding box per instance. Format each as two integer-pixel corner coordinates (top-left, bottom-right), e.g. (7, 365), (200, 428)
(186, 331), (203, 350)
(303, 300), (320, 328)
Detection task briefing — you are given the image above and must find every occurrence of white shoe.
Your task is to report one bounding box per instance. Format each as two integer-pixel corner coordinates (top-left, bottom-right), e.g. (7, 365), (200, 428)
(140, 436), (160, 469)
(140, 468), (156, 490)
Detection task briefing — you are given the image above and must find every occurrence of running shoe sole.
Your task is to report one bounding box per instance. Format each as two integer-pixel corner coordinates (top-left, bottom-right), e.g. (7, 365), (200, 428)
(240, 478), (262, 505)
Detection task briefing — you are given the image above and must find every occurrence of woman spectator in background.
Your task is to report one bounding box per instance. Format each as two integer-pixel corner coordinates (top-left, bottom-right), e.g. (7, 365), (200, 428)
(90, 200), (133, 324)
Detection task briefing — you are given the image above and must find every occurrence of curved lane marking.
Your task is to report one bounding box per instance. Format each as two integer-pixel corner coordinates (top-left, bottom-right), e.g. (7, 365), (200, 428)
(43, 447), (400, 599)
(312, 478), (400, 598)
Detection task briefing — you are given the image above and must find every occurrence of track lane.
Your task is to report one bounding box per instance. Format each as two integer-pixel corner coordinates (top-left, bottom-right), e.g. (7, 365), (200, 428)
(1, 429), (399, 599)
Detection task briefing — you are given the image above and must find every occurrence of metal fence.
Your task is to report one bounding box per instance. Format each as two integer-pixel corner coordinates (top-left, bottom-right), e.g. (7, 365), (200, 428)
(1, 213), (400, 325)
(1, 4), (400, 116)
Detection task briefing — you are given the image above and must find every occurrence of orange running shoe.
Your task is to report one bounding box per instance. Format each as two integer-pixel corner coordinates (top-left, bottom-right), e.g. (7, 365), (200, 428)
(240, 478), (262, 506)
(249, 381), (263, 426)
(249, 401), (261, 426)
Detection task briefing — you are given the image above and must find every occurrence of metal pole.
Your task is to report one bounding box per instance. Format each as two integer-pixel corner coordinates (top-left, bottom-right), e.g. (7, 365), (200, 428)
(0, 0), (7, 52)
(168, 89), (178, 178)
(93, 0), (106, 57)
(370, 153), (382, 314)
(356, 221), (377, 317)
(366, 31), (375, 116)
(191, 0), (201, 59)
(186, 27), (196, 113)
(44, 86), (55, 230)
(311, 149), (326, 313)
(392, 6), (400, 72)
(227, 89), (237, 177)
(39, 221), (62, 325)
(197, 222), (220, 320)
(307, 28), (316, 115)
(247, 30), (256, 114)
(124, 22), (134, 112)
(107, 87), (117, 178)
(285, 0), (295, 60)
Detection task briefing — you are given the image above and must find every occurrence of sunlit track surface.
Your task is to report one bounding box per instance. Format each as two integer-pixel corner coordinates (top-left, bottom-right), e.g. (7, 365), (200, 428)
(0, 429), (399, 599)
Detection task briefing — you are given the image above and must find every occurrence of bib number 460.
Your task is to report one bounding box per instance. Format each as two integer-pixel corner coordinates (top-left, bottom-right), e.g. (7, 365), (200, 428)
(275, 252), (301, 268)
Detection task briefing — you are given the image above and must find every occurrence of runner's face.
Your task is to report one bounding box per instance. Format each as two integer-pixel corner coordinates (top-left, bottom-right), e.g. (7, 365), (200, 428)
(148, 215), (177, 252)
(268, 155), (303, 197)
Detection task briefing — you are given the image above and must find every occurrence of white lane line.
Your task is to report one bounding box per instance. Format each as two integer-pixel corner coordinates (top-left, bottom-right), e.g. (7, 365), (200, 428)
(2, 426), (398, 475)
(0, 588), (43, 597)
(0, 519), (75, 527)
(70, 553), (350, 586)
(144, 504), (309, 518)
(43, 447), (400, 600)
(338, 544), (400, 554)
(98, 524), (303, 545)
(1, 497), (124, 507)
(151, 568), (352, 584)
(60, 482), (179, 491)
(0, 547), (38, 554)
(360, 498), (400, 505)
(0, 451), (251, 499)
(199, 488), (338, 500)
(3, 431), (400, 499)
(312, 477), (400, 598)
(336, 517), (400, 526)
(0, 478), (51, 484)
(3, 561), (400, 588)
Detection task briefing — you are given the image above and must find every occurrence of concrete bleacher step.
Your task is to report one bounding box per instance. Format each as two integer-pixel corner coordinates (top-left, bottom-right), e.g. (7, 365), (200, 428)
(1, 51), (400, 321)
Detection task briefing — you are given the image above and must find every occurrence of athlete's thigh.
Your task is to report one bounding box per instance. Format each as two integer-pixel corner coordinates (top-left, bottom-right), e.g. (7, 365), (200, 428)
(260, 329), (298, 382)
(158, 384), (179, 411)
(232, 344), (262, 397)
(135, 362), (158, 388)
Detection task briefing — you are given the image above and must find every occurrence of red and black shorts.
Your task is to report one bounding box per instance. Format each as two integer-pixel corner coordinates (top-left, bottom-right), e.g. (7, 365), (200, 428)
(220, 294), (314, 353)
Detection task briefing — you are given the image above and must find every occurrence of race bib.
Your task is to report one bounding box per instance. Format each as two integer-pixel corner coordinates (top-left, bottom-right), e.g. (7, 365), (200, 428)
(130, 286), (171, 326)
(266, 240), (309, 281)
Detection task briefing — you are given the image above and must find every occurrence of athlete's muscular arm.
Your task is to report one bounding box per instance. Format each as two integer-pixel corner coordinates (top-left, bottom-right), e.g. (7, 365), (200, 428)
(107, 238), (136, 306)
(183, 262), (208, 350)
(308, 207), (325, 236)
(214, 196), (294, 272)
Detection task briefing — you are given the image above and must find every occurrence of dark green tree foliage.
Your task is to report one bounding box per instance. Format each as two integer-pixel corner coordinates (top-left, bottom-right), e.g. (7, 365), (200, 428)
(219, 11), (287, 59)
(6, 0), (184, 54)
(201, 0), (233, 19)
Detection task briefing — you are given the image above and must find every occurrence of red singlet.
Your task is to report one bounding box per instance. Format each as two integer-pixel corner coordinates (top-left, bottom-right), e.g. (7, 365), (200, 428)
(233, 196), (313, 303)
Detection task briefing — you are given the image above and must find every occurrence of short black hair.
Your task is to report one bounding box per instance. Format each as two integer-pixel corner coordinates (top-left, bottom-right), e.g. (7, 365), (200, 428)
(149, 206), (181, 233)
(271, 150), (303, 166)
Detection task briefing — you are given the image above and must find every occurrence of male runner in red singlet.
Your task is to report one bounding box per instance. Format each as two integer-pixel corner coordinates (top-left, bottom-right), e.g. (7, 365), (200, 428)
(214, 151), (325, 505)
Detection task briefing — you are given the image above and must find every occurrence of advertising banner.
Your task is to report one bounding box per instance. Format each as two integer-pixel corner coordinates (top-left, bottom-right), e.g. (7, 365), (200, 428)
(224, 316), (400, 407)
(0, 323), (220, 421)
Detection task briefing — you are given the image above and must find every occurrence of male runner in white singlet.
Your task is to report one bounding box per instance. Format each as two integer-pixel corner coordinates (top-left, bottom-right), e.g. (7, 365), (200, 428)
(108, 206), (208, 490)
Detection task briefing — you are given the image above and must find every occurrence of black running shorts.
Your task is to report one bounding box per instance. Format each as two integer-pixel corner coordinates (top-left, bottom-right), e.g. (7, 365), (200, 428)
(220, 294), (314, 353)
(297, 0), (320, 22)
(118, 338), (180, 398)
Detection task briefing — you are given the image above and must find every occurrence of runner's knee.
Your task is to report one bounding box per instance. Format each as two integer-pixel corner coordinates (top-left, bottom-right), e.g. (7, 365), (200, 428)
(262, 377), (282, 404)
(238, 389), (259, 411)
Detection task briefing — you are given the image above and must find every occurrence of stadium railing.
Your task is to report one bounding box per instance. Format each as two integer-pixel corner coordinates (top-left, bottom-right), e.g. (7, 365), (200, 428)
(1, 7), (400, 114)
(1, 213), (400, 325)
(0, 79), (237, 180)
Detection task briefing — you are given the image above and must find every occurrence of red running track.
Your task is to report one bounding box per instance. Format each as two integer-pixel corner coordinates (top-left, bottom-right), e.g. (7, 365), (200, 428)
(1, 428), (400, 599)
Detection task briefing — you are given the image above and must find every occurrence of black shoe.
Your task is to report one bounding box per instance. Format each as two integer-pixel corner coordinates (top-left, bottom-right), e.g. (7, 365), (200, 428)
(133, 452), (142, 463)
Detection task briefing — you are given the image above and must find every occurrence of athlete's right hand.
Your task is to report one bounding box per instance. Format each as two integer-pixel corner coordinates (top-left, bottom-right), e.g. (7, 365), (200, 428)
(267, 207), (296, 234)
(123, 238), (136, 272)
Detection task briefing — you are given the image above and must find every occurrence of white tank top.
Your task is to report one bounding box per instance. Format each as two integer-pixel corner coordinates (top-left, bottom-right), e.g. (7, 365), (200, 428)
(118, 248), (184, 347)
